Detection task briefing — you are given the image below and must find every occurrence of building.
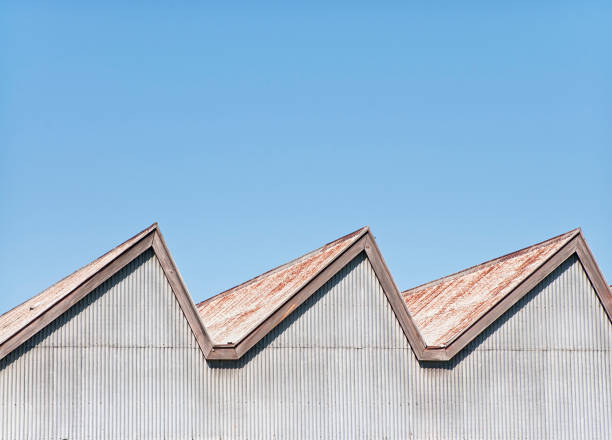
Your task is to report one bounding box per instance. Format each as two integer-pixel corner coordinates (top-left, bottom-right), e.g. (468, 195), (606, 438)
(1, 224), (611, 439)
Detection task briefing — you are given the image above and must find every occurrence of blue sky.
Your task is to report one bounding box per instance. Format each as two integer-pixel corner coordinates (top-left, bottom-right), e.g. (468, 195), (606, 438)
(1, 2), (610, 314)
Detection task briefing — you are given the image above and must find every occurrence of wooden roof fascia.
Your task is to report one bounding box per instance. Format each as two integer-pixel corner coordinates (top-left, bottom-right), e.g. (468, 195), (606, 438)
(207, 230), (433, 362)
(405, 228), (580, 296)
(574, 232), (612, 323)
(0, 230), (156, 362)
(418, 232), (612, 362)
(0, 226), (217, 363)
(151, 230), (214, 357)
(207, 232), (369, 360)
(362, 233), (428, 360)
(198, 226), (370, 312)
(436, 234), (578, 360)
(4, 225), (608, 366)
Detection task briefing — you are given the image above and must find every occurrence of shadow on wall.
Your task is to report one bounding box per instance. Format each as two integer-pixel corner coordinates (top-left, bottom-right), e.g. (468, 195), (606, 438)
(1, 251), (579, 374)
(206, 253), (368, 369)
(418, 255), (574, 370)
(0, 250), (153, 371)
(209, 255), (577, 371)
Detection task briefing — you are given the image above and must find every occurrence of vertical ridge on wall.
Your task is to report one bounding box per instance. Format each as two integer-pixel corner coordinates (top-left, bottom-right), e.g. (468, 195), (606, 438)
(202, 253), (416, 438)
(0, 249), (204, 439)
(409, 255), (612, 439)
(1, 251), (611, 439)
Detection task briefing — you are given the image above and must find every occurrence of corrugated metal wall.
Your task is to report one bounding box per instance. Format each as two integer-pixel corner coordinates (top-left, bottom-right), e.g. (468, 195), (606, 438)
(0, 250), (205, 439)
(1, 251), (611, 439)
(407, 254), (612, 439)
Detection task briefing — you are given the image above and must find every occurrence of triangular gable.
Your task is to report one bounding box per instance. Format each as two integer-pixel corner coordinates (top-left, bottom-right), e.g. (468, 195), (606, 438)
(199, 227), (612, 362)
(403, 229), (612, 361)
(198, 227), (424, 360)
(467, 254), (612, 353)
(404, 229), (579, 348)
(0, 224), (213, 361)
(2, 224), (609, 364)
(198, 227), (368, 346)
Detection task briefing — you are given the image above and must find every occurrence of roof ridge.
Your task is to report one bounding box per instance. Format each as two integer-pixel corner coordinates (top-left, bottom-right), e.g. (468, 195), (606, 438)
(0, 223), (158, 320)
(403, 228), (580, 295)
(45, 222), (158, 292)
(197, 226), (369, 308)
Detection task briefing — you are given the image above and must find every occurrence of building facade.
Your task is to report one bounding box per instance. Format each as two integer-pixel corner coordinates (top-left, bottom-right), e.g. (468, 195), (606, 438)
(1, 225), (611, 439)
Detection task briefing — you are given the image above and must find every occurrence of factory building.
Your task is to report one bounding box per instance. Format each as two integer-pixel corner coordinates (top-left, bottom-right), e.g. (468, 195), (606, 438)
(1, 224), (610, 439)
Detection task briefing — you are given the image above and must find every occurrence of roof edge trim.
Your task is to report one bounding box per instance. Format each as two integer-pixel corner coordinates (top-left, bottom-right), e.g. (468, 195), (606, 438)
(206, 230), (431, 361)
(404, 228), (581, 296)
(207, 229), (371, 359)
(151, 231), (214, 356)
(416, 232), (612, 362)
(199, 226), (369, 309)
(0, 224), (215, 362)
(0, 226), (157, 361)
(3, 226), (609, 366)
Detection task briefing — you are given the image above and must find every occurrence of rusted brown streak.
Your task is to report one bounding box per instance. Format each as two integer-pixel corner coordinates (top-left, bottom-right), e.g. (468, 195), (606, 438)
(403, 229), (579, 348)
(198, 227), (369, 346)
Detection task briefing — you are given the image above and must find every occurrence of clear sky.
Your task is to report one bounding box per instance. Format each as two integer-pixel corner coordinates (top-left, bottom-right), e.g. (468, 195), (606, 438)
(1, 2), (610, 315)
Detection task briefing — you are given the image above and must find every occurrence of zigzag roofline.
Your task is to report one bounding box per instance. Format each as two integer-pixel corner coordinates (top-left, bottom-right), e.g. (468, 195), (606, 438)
(1, 225), (610, 363)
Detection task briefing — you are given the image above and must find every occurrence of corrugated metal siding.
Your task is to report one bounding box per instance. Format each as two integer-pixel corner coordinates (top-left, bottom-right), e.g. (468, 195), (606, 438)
(203, 252), (412, 439)
(0, 249), (204, 439)
(403, 229), (578, 348)
(406, 254), (612, 439)
(1, 252), (611, 439)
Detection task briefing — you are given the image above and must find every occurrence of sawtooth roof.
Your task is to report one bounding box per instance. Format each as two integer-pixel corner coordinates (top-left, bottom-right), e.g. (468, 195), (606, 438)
(403, 229), (580, 348)
(197, 227), (369, 345)
(0, 224), (158, 347)
(1, 224), (610, 363)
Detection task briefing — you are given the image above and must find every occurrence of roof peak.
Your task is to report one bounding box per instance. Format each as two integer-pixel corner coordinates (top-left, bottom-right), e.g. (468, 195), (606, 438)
(0, 222), (159, 351)
(0, 223), (158, 319)
(197, 226), (368, 308)
(197, 226), (369, 346)
(403, 228), (580, 295)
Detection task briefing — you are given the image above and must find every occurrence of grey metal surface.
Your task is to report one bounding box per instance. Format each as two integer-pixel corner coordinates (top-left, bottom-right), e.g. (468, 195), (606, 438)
(0, 249), (204, 439)
(1, 251), (611, 439)
(402, 228), (578, 348)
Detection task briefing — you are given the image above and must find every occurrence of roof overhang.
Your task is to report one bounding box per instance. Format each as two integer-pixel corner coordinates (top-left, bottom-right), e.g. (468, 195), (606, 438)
(415, 231), (612, 361)
(205, 230), (428, 360)
(0, 225), (214, 362)
(1, 226), (610, 364)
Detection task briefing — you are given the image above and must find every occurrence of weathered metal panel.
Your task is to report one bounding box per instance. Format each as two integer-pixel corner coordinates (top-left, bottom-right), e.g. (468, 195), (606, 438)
(403, 229), (578, 348)
(201, 253), (612, 439)
(197, 226), (367, 346)
(403, 254), (612, 439)
(1, 251), (611, 439)
(0, 224), (156, 347)
(0, 249), (203, 439)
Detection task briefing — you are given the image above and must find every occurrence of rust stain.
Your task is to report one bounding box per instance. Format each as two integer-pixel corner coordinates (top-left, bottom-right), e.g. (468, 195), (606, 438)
(197, 227), (368, 346)
(402, 229), (579, 348)
(282, 303), (298, 320)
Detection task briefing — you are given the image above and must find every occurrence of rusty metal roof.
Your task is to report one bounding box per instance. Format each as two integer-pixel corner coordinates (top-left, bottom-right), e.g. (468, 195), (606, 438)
(197, 227), (369, 346)
(402, 228), (580, 349)
(4, 223), (602, 363)
(0, 224), (157, 346)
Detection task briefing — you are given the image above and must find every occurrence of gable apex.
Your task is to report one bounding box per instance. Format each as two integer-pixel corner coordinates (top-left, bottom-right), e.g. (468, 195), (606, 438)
(0, 223), (213, 362)
(1, 224), (610, 365)
(403, 229), (612, 361)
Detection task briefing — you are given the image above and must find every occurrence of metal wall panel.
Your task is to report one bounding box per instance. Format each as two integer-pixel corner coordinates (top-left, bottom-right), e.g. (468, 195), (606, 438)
(0, 249), (204, 439)
(1, 251), (611, 439)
